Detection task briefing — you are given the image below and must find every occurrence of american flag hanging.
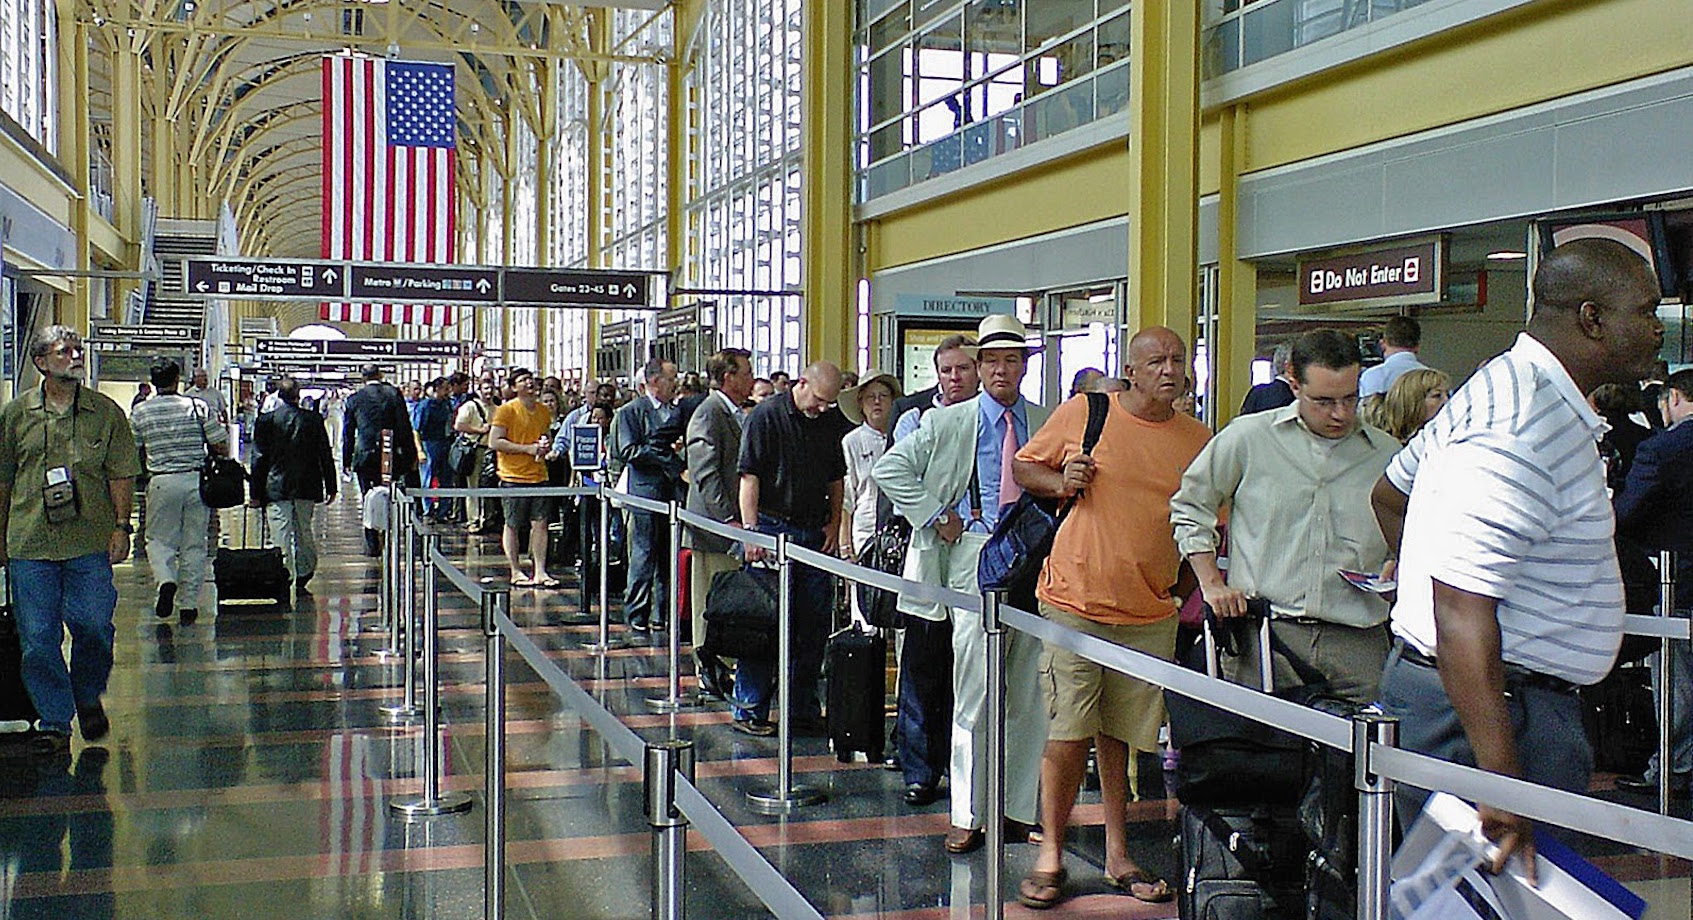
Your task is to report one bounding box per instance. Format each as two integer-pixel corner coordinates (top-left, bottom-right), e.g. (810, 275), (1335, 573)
(320, 54), (458, 326)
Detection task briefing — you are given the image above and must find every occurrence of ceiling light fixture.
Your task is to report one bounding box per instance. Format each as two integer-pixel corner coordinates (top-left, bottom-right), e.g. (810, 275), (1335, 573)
(1486, 250), (1527, 261)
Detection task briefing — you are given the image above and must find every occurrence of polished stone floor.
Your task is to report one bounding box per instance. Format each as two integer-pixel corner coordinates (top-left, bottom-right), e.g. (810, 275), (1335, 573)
(0, 493), (1686, 919)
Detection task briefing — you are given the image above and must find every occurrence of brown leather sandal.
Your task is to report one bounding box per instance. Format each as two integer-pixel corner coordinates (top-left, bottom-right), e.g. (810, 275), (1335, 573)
(1016, 868), (1067, 910)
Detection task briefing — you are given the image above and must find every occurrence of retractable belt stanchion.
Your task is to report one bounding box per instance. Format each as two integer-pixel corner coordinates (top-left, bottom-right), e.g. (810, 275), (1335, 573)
(981, 589), (1006, 920)
(1353, 713), (1398, 920)
(375, 485), (403, 656)
(1659, 549), (1676, 818)
(584, 482), (622, 654)
(647, 502), (699, 712)
(645, 739), (696, 920)
(747, 534), (825, 813)
(392, 530), (473, 818)
(483, 588), (509, 920)
(380, 508), (422, 720)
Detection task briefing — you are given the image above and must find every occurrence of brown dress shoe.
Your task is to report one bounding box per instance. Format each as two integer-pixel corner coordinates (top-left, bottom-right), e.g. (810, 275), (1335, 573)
(1005, 819), (1044, 845)
(943, 826), (984, 854)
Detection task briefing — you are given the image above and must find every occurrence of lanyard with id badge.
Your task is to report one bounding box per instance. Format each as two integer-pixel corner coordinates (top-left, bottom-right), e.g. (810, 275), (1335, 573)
(41, 386), (83, 525)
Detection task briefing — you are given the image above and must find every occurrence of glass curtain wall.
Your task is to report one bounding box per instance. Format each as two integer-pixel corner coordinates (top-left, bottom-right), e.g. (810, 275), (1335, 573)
(682, 0), (806, 377)
(547, 61), (592, 376)
(0, 0), (57, 151)
(856, 0), (1129, 201)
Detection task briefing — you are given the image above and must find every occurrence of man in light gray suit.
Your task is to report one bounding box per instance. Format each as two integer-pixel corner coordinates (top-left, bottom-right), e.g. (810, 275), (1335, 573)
(684, 348), (754, 699)
(873, 314), (1049, 855)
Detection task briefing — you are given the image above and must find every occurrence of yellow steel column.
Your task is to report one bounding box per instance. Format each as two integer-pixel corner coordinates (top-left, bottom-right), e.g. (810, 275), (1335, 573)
(534, 60), (555, 365)
(667, 0), (704, 314)
(112, 44), (144, 239)
(801, 0), (853, 365)
(1213, 104), (1257, 426)
(1126, 0), (1201, 339)
(501, 111), (517, 358)
(58, 9), (92, 329)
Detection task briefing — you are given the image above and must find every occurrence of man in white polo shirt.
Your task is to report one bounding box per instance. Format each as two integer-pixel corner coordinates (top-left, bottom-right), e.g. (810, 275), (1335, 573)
(1371, 237), (1664, 881)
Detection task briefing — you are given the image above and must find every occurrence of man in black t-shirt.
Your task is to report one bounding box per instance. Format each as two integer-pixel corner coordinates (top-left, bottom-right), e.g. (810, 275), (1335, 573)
(727, 361), (847, 735)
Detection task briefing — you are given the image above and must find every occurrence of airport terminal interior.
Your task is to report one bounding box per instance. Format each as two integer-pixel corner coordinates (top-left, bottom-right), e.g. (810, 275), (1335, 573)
(2, 0), (1693, 916)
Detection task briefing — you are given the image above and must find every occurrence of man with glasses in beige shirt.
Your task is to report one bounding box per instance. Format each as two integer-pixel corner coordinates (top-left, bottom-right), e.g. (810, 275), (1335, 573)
(1171, 329), (1400, 703)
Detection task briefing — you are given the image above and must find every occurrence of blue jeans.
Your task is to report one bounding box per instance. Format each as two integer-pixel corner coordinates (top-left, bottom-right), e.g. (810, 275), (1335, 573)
(9, 554), (119, 734)
(1646, 615), (1692, 785)
(896, 615), (953, 786)
(731, 515), (831, 723)
(420, 439), (453, 516)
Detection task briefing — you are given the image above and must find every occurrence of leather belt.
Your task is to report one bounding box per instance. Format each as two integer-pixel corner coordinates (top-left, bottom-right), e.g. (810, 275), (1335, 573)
(1393, 639), (1578, 696)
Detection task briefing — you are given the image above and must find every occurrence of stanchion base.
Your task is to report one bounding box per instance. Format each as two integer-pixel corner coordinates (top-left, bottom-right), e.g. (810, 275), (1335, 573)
(746, 784), (826, 814)
(644, 694), (703, 713)
(389, 792), (473, 818)
(582, 640), (627, 654)
(379, 703), (420, 721)
(372, 646), (403, 660)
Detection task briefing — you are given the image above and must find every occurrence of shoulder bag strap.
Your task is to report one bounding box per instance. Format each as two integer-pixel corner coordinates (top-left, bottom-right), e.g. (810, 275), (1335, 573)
(1054, 392), (1110, 525)
(189, 396), (213, 458)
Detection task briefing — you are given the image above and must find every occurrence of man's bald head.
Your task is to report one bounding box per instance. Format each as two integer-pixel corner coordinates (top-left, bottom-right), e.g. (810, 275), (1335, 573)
(1533, 237), (1658, 316)
(1127, 326), (1186, 362)
(1123, 326), (1188, 419)
(793, 361), (844, 417)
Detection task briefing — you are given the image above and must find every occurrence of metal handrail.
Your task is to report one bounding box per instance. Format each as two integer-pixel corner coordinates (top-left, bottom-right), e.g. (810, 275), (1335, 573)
(381, 481), (1693, 918)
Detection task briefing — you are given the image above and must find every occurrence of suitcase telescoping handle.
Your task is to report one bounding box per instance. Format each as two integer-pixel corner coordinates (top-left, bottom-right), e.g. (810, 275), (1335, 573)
(1199, 599), (1274, 691)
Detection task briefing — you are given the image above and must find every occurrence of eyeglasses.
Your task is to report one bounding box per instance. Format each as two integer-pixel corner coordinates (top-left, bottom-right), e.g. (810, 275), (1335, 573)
(1299, 393), (1359, 411)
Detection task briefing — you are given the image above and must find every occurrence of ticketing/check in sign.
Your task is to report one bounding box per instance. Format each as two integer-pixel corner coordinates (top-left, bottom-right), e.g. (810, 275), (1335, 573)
(569, 425), (604, 471)
(186, 259), (345, 298)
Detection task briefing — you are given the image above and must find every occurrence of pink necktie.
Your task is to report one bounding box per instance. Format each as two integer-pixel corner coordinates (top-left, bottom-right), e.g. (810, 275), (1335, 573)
(999, 409), (1022, 507)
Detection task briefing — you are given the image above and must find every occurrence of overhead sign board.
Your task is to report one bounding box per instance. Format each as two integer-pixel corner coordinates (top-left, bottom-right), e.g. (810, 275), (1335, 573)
(888, 294), (1017, 318)
(504, 268), (652, 307)
(186, 258), (344, 299)
(185, 257), (664, 309)
(87, 323), (200, 353)
(254, 338), (468, 363)
(348, 264), (500, 303)
(1298, 236), (1445, 309)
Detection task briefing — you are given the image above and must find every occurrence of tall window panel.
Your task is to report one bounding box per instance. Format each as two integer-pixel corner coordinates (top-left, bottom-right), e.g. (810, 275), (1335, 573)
(0, 0), (57, 152)
(684, 0), (806, 377)
(546, 57), (592, 376)
(855, 0), (1131, 202)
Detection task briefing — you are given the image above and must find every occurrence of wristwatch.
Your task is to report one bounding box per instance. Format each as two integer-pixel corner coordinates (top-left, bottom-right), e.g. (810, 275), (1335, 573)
(116, 523), (134, 535)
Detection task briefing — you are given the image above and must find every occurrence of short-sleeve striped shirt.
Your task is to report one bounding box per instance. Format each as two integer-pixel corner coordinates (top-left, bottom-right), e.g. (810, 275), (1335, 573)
(131, 394), (227, 474)
(1387, 332), (1622, 685)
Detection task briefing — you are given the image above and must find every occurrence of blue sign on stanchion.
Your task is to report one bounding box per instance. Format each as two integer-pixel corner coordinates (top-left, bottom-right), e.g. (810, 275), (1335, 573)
(570, 425), (604, 471)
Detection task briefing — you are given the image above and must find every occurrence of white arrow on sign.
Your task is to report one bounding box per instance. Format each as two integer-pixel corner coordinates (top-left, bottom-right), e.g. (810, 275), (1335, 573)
(476, 278), (491, 293)
(197, 281), (209, 292)
(323, 269), (338, 283)
(623, 283), (637, 298)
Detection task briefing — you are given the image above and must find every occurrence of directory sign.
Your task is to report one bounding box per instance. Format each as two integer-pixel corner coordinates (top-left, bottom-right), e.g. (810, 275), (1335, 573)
(347, 264), (500, 303)
(186, 258), (345, 299)
(505, 268), (654, 308)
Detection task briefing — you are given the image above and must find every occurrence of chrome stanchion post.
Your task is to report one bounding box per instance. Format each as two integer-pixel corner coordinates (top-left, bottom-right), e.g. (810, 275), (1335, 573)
(585, 482), (622, 654)
(374, 485), (403, 653)
(483, 589), (508, 920)
(1354, 713), (1398, 920)
(381, 523), (425, 720)
(1659, 549), (1676, 817)
(747, 533), (825, 813)
(391, 528), (473, 818)
(647, 502), (699, 712)
(645, 740), (696, 920)
(981, 588), (1006, 920)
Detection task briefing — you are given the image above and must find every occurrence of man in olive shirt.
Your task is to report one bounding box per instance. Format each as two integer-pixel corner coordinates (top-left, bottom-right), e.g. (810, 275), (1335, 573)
(0, 326), (140, 755)
(1171, 329), (1399, 702)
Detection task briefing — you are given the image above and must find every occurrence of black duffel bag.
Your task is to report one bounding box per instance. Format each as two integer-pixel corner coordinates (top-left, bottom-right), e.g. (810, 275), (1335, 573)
(854, 515), (910, 629)
(701, 566), (779, 662)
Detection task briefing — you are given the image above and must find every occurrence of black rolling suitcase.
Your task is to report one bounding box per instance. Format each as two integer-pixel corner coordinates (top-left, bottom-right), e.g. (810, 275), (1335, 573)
(1169, 609), (1338, 920)
(214, 509), (292, 608)
(1179, 803), (1307, 920)
(825, 624), (886, 763)
(0, 569), (38, 738)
